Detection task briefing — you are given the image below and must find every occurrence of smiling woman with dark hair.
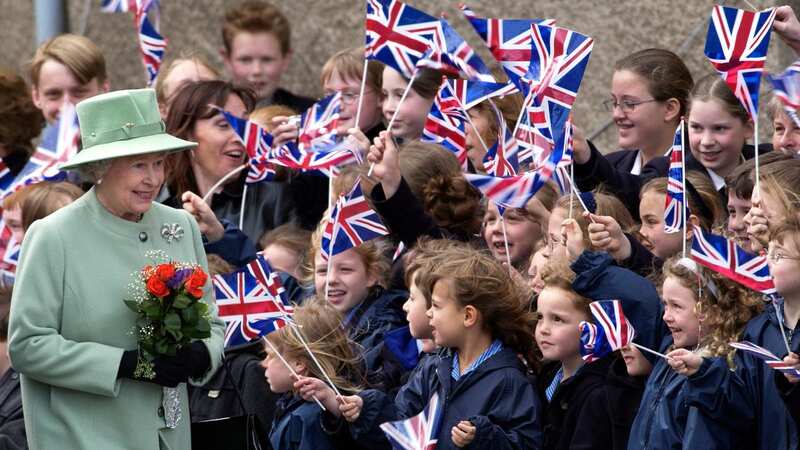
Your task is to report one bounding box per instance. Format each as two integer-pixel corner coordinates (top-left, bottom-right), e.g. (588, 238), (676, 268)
(164, 79), (295, 241)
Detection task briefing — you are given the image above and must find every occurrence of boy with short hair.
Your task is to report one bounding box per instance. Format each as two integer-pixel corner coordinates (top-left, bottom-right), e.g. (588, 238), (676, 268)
(29, 33), (109, 124)
(221, 0), (314, 111)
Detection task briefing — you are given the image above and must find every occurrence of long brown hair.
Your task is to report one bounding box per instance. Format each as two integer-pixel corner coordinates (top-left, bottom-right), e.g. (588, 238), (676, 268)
(421, 246), (539, 371)
(164, 80), (256, 197)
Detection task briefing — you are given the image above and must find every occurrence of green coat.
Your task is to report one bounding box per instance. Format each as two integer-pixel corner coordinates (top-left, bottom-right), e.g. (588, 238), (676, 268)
(8, 188), (225, 450)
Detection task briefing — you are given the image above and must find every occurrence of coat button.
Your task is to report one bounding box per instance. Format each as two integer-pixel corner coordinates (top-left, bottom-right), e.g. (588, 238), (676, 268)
(139, 232), (148, 242)
(158, 406), (164, 417)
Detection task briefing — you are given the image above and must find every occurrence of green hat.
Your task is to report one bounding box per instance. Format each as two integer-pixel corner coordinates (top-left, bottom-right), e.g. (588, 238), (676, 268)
(60, 88), (196, 170)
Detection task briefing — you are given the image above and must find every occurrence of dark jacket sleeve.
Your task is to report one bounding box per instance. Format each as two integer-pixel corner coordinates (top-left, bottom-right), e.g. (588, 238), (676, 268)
(203, 219), (258, 267)
(775, 372), (800, 431)
(618, 233), (660, 278)
(572, 141), (661, 218)
(571, 251), (668, 354)
(371, 177), (442, 247)
(685, 356), (757, 430)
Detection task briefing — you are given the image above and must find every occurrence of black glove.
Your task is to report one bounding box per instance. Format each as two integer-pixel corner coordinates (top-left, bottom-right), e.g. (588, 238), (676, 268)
(176, 341), (211, 379)
(118, 350), (190, 388)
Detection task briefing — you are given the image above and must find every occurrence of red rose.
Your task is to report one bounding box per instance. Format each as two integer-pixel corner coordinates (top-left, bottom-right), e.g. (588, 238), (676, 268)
(146, 276), (170, 298)
(184, 268), (208, 298)
(155, 263), (176, 282)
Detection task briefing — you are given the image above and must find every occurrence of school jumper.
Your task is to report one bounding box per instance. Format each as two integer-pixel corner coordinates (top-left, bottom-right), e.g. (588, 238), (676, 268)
(345, 287), (409, 378)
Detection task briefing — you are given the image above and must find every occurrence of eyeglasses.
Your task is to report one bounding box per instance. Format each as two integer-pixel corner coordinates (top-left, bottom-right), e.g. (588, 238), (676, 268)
(324, 90), (375, 105)
(602, 98), (658, 113)
(767, 248), (800, 264)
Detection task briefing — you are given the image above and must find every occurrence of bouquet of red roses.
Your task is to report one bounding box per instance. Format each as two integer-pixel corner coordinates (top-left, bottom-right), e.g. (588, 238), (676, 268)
(124, 259), (212, 379)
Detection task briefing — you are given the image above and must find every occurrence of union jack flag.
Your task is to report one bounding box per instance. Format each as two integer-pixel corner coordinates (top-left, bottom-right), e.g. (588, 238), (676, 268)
(298, 93), (341, 151)
(136, 2), (167, 87)
(219, 110), (276, 183)
(447, 79), (518, 110)
(664, 122), (685, 234)
(579, 300), (635, 363)
(379, 392), (443, 450)
(460, 5), (555, 93)
(516, 23), (592, 163)
(15, 102), (80, 193)
(100, 0), (137, 12)
(417, 18), (495, 82)
(214, 256), (294, 348)
(265, 139), (361, 177)
(321, 179), (389, 260)
(422, 81), (469, 169)
(704, 5), (776, 122)
(482, 103), (519, 177)
(0, 226), (19, 286)
(365, 0), (441, 78)
(729, 341), (800, 377)
(767, 61), (800, 128)
(691, 225), (776, 294)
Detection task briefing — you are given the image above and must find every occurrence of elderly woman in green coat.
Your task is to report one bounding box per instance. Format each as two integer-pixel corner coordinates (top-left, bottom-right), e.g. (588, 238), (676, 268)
(8, 89), (225, 450)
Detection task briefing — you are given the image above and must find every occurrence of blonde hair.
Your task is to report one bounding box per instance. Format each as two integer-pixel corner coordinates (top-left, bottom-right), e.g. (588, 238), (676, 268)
(539, 256), (591, 315)
(29, 34), (106, 86)
(321, 47), (382, 94)
(403, 238), (470, 306)
(259, 222), (312, 255)
(303, 221), (391, 290)
(265, 300), (363, 393)
(759, 159), (800, 232)
(154, 54), (221, 105)
(250, 104), (298, 132)
(661, 256), (762, 368)
(20, 181), (83, 231)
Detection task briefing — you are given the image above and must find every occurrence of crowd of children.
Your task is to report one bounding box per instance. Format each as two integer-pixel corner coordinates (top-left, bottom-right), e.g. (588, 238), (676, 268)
(3, 1), (800, 449)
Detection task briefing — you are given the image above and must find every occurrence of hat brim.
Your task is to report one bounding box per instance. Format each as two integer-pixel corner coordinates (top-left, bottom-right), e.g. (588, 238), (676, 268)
(59, 133), (197, 170)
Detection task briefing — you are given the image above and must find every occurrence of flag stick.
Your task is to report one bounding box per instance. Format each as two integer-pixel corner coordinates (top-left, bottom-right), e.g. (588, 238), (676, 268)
(680, 120), (688, 258)
(289, 324), (344, 399)
(773, 297), (793, 355)
(239, 184), (248, 231)
(354, 60), (370, 131)
(202, 164), (248, 204)
(368, 70), (418, 177)
(569, 163), (575, 219)
(754, 117), (761, 197)
(324, 212), (338, 302)
(263, 337), (327, 411)
(632, 342), (672, 360)
(743, 0), (758, 11)
(565, 175), (596, 223)
(446, 81), (490, 157)
(499, 213), (513, 271)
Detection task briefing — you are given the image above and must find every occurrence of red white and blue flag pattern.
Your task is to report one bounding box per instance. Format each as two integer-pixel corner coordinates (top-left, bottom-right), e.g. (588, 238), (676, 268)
(447, 79), (518, 110)
(213, 255), (294, 348)
(767, 61), (800, 128)
(365, 0), (441, 79)
(321, 179), (389, 260)
(417, 18), (495, 82)
(379, 392), (443, 450)
(664, 122), (685, 234)
(516, 23), (592, 165)
(691, 225), (776, 294)
(219, 110), (277, 183)
(298, 92), (341, 152)
(579, 300), (636, 363)
(460, 5), (555, 93)
(422, 81), (469, 169)
(482, 102), (519, 177)
(730, 340), (800, 377)
(704, 5), (776, 122)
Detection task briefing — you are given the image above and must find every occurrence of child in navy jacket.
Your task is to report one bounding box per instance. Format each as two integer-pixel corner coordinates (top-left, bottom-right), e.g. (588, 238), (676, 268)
(316, 246), (542, 449)
(262, 301), (364, 450)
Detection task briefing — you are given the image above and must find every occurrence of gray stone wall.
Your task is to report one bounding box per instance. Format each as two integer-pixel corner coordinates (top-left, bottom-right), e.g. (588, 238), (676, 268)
(1, 0), (797, 151)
